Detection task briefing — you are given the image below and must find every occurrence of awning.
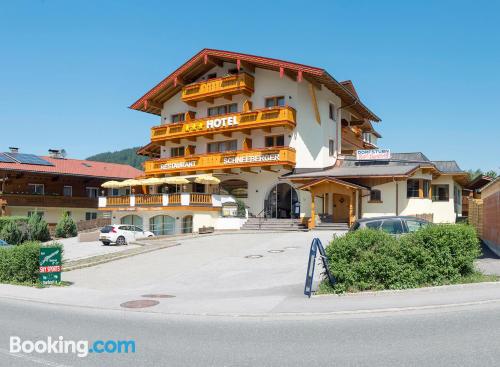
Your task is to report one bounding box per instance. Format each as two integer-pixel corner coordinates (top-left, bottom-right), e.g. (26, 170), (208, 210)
(101, 174), (220, 188)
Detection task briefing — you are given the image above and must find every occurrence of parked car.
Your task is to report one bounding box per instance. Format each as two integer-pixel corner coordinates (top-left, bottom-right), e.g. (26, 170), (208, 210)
(0, 239), (13, 248)
(99, 225), (154, 246)
(349, 216), (430, 235)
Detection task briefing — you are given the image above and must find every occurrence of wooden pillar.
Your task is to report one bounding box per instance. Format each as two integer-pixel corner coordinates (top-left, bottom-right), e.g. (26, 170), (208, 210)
(349, 190), (355, 226)
(309, 189), (316, 229)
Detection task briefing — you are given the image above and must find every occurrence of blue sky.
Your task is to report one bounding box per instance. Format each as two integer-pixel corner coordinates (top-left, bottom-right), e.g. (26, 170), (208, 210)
(0, 0), (498, 172)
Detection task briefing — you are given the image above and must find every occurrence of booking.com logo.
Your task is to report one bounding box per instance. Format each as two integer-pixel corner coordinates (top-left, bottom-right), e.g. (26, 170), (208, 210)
(10, 336), (136, 358)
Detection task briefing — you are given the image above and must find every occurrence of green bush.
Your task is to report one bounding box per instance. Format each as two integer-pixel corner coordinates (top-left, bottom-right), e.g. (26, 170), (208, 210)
(0, 241), (63, 284)
(236, 199), (247, 218)
(26, 214), (51, 242)
(0, 216), (28, 233)
(324, 224), (481, 293)
(0, 220), (26, 245)
(54, 212), (77, 238)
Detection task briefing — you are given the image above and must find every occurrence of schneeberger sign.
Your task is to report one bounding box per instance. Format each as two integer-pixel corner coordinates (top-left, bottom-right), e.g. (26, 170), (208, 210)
(39, 247), (62, 284)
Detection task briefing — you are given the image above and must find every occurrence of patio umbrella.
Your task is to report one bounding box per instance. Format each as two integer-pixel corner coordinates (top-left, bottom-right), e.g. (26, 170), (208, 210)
(161, 176), (190, 185)
(101, 181), (122, 188)
(119, 179), (142, 187)
(194, 175), (221, 185)
(140, 177), (164, 186)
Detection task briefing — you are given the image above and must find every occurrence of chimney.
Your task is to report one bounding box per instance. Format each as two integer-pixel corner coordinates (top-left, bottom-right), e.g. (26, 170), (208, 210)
(9, 147), (19, 154)
(48, 149), (61, 159)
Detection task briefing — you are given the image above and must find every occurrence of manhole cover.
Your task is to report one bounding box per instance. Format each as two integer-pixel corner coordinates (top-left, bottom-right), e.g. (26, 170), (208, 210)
(268, 250), (284, 253)
(120, 300), (159, 308)
(141, 294), (176, 299)
(245, 255), (263, 259)
(284, 246), (299, 250)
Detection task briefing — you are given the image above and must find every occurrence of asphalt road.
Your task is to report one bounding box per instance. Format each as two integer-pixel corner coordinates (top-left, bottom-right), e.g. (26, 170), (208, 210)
(1, 298), (500, 367)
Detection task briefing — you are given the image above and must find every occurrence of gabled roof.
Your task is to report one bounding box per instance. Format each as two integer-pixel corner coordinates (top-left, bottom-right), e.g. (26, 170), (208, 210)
(466, 174), (494, 190)
(431, 160), (463, 174)
(130, 48), (381, 122)
(340, 80), (359, 98)
(0, 155), (143, 179)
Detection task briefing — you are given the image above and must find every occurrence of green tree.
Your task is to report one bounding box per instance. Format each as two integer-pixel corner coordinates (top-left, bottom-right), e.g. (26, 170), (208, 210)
(0, 221), (25, 245)
(55, 212), (77, 238)
(26, 214), (51, 242)
(86, 147), (147, 170)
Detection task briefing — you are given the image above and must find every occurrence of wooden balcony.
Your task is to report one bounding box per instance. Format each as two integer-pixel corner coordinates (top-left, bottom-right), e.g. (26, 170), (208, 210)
(151, 106), (296, 142)
(0, 193), (98, 208)
(99, 193), (236, 211)
(181, 73), (254, 105)
(144, 147), (296, 175)
(341, 127), (376, 153)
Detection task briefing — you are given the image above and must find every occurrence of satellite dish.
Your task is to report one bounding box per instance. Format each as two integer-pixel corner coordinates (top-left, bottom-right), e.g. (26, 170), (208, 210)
(60, 149), (67, 159)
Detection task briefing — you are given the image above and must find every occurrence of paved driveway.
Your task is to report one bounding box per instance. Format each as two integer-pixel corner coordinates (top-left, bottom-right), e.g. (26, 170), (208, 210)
(476, 242), (500, 276)
(47, 237), (140, 261)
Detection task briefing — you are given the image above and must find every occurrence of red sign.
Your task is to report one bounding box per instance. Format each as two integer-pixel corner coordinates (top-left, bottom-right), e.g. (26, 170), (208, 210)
(39, 265), (62, 273)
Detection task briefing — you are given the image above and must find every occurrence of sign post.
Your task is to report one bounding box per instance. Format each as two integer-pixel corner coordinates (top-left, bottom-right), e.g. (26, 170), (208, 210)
(39, 247), (62, 285)
(304, 238), (336, 298)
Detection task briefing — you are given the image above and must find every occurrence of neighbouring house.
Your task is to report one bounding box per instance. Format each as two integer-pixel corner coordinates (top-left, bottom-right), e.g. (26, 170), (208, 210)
(462, 174), (494, 217)
(96, 48), (468, 234)
(0, 148), (143, 226)
(478, 177), (500, 256)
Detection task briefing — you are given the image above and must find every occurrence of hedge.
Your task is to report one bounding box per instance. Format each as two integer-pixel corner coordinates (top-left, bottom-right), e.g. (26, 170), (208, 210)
(0, 215), (51, 245)
(0, 241), (63, 284)
(324, 224), (481, 293)
(0, 216), (28, 233)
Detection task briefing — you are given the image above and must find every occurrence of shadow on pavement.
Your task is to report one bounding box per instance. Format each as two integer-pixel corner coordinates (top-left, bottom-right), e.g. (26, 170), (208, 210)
(479, 241), (499, 260)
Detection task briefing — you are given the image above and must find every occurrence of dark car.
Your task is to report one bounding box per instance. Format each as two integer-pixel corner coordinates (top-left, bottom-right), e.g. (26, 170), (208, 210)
(0, 239), (13, 248)
(349, 216), (430, 235)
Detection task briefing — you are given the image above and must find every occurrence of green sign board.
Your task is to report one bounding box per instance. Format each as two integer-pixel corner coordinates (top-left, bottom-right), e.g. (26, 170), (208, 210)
(39, 247), (62, 285)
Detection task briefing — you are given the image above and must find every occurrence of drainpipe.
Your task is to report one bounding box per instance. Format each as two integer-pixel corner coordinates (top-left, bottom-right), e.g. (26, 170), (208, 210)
(393, 177), (399, 215)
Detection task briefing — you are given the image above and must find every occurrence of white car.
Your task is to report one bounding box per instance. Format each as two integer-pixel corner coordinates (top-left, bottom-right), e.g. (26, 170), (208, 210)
(99, 225), (154, 245)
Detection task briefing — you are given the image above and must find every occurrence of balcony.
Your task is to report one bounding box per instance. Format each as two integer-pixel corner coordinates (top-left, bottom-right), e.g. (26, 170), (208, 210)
(151, 106), (296, 142)
(98, 193), (235, 210)
(0, 193), (98, 209)
(341, 127), (376, 154)
(144, 147), (296, 175)
(181, 73), (254, 105)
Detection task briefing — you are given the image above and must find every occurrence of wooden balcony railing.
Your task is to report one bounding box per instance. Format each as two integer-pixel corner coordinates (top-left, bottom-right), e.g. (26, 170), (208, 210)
(98, 193), (237, 210)
(181, 73), (254, 105)
(135, 194), (163, 206)
(0, 193), (98, 209)
(106, 196), (131, 207)
(144, 147), (296, 175)
(151, 106), (296, 142)
(190, 193), (212, 205)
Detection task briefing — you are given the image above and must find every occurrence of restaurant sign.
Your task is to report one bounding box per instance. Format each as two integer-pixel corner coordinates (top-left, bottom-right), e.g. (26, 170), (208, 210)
(39, 247), (62, 285)
(160, 161), (197, 170)
(356, 149), (391, 160)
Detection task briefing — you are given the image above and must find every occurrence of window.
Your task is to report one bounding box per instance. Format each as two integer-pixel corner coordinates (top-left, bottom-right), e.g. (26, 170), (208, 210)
(362, 132), (372, 143)
(265, 135), (285, 148)
(228, 68), (239, 75)
(28, 184), (44, 195)
(265, 96), (285, 108)
(407, 180), (420, 198)
(369, 189), (382, 202)
(432, 184), (450, 201)
(380, 219), (404, 234)
(193, 183), (205, 193)
(207, 103), (237, 117)
(206, 73), (217, 80)
(85, 212), (97, 221)
(63, 186), (72, 197)
(207, 140), (237, 153)
(329, 139), (335, 156)
(87, 187), (99, 198)
(170, 147), (185, 157)
(405, 220), (428, 233)
(65, 211), (72, 217)
(365, 220), (382, 229)
(423, 180), (430, 198)
(28, 211), (44, 218)
(329, 103), (337, 121)
(171, 113), (185, 123)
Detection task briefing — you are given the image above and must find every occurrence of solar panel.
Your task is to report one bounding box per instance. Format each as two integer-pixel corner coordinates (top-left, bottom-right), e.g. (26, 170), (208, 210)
(3, 153), (54, 166)
(0, 153), (16, 163)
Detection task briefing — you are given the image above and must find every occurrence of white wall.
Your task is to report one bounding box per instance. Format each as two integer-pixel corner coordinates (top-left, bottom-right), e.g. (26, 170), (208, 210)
(8, 207), (100, 224)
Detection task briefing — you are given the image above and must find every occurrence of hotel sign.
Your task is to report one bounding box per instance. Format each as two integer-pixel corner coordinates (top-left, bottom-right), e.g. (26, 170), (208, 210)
(356, 149), (391, 160)
(223, 153), (280, 165)
(206, 116), (238, 129)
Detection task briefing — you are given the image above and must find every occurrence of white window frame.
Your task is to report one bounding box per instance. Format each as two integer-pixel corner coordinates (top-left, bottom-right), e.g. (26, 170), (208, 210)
(28, 183), (44, 195)
(86, 187), (99, 198)
(63, 185), (73, 197)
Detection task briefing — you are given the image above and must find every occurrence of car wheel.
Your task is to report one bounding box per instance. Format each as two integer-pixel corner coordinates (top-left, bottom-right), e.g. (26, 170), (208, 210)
(102, 241), (110, 246)
(116, 236), (126, 246)
(148, 235), (153, 238)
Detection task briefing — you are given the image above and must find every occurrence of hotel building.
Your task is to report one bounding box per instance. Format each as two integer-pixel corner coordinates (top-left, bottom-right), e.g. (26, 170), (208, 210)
(99, 49), (468, 234)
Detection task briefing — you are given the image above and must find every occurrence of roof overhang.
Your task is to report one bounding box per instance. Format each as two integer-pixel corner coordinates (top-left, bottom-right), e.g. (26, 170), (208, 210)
(297, 177), (369, 191)
(129, 48), (381, 122)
